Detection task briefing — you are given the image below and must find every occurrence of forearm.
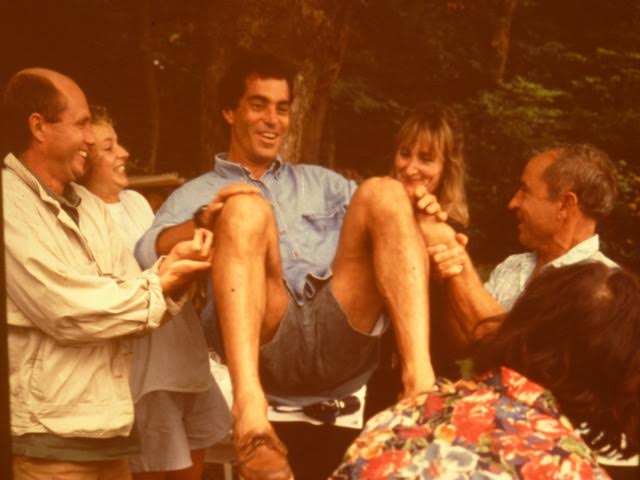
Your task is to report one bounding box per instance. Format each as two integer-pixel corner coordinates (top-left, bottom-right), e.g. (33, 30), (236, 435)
(157, 227), (214, 299)
(444, 258), (505, 345)
(155, 220), (197, 256)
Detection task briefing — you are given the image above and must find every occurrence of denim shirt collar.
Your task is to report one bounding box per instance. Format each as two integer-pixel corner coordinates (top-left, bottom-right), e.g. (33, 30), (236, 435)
(213, 153), (284, 180)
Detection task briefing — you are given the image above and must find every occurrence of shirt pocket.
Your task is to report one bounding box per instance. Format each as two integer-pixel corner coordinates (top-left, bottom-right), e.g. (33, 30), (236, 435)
(300, 208), (344, 262)
(301, 209), (342, 235)
(30, 340), (122, 405)
(57, 260), (102, 287)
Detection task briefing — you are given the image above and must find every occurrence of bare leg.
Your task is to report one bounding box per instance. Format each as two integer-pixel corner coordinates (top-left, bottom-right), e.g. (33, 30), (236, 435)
(210, 193), (291, 478)
(132, 471), (167, 480)
(331, 177), (434, 395)
(169, 449), (205, 480)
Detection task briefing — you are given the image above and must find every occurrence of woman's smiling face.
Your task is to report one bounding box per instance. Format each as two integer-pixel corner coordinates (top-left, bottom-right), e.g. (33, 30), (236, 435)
(88, 121), (130, 191)
(394, 133), (445, 196)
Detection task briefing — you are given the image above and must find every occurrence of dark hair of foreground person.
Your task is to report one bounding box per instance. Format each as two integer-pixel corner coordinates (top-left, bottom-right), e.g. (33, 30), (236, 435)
(474, 261), (640, 458)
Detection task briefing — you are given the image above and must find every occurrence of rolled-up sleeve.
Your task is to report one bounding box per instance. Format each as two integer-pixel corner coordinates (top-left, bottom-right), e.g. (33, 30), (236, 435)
(135, 223), (170, 269)
(134, 187), (198, 269)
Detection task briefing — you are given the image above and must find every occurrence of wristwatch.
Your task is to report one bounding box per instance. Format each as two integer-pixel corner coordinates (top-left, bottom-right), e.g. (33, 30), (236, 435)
(192, 205), (209, 229)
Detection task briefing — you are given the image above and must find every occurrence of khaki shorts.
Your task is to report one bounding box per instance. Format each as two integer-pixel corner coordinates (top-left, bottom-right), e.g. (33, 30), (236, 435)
(13, 456), (131, 480)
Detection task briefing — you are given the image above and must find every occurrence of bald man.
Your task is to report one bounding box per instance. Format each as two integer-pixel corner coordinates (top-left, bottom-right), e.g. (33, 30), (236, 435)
(2, 69), (212, 479)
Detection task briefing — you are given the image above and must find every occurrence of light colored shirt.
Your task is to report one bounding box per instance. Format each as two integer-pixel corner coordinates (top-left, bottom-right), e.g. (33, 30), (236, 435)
(484, 234), (636, 467)
(136, 153), (357, 308)
(106, 190), (155, 252)
(485, 235), (616, 310)
(3, 153), (178, 438)
(100, 187), (216, 401)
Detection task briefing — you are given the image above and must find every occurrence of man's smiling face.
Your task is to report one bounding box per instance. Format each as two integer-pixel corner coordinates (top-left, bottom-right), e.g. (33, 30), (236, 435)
(41, 78), (95, 184)
(223, 75), (290, 170)
(508, 151), (563, 252)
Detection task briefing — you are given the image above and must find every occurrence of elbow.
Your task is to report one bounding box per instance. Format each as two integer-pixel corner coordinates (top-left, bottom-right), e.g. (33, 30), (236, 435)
(135, 230), (160, 268)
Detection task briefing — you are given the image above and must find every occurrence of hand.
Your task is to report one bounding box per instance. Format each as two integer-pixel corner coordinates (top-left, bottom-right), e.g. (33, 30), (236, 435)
(159, 228), (214, 295)
(412, 185), (448, 222)
(427, 233), (469, 280)
(198, 183), (262, 229)
(417, 214), (457, 247)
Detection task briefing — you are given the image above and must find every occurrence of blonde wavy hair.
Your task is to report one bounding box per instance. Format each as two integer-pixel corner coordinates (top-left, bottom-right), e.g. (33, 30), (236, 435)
(392, 103), (469, 227)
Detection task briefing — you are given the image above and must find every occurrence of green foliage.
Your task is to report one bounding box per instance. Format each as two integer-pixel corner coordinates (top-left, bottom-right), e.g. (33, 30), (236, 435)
(335, 0), (640, 269)
(460, 76), (569, 259)
(332, 78), (403, 117)
(6, 0), (637, 269)
(503, 4), (640, 269)
(465, 76), (567, 160)
(605, 161), (640, 267)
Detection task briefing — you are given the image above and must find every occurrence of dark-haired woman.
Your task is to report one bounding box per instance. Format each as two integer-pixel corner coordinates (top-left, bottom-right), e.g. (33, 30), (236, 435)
(332, 262), (639, 479)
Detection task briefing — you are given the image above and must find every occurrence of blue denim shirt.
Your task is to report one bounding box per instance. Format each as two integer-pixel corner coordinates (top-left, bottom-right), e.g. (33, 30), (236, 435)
(135, 153), (357, 308)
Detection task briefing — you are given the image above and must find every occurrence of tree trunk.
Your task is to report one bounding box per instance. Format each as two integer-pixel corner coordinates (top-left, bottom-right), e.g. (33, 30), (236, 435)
(490, 0), (518, 85)
(297, 2), (352, 167)
(198, 0), (238, 173)
(199, 0), (354, 172)
(139, 0), (160, 173)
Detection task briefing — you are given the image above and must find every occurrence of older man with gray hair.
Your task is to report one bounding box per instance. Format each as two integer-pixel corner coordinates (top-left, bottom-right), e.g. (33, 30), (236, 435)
(424, 143), (640, 475)
(427, 143), (618, 337)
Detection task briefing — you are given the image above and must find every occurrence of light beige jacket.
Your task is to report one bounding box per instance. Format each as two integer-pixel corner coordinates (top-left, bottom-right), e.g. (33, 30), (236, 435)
(4, 154), (175, 438)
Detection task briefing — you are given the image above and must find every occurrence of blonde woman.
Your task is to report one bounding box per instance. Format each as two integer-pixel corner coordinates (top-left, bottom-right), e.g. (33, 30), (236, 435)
(79, 105), (154, 250)
(396, 104), (470, 371)
(392, 102), (469, 232)
(80, 106), (231, 480)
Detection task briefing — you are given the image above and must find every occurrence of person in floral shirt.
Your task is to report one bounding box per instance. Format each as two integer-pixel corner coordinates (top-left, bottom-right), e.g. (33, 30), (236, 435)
(331, 262), (640, 479)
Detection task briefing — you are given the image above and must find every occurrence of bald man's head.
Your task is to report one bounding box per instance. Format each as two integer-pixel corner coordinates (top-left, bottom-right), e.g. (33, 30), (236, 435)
(1, 68), (75, 156)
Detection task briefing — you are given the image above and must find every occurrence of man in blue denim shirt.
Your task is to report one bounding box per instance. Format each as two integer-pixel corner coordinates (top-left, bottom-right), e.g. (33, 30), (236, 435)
(135, 53), (436, 480)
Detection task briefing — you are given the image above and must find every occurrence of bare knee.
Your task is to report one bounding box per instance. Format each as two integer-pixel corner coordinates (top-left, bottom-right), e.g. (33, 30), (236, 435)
(215, 193), (274, 238)
(353, 176), (413, 219)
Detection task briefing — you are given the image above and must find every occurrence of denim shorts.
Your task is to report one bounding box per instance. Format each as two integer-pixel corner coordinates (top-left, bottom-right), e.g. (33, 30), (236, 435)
(259, 280), (387, 405)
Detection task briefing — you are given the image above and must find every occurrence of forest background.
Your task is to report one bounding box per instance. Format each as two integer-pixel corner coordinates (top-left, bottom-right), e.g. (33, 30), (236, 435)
(1, 0), (639, 271)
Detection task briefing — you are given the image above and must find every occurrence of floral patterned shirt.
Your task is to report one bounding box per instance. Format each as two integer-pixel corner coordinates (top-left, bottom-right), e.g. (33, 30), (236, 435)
(330, 367), (609, 479)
